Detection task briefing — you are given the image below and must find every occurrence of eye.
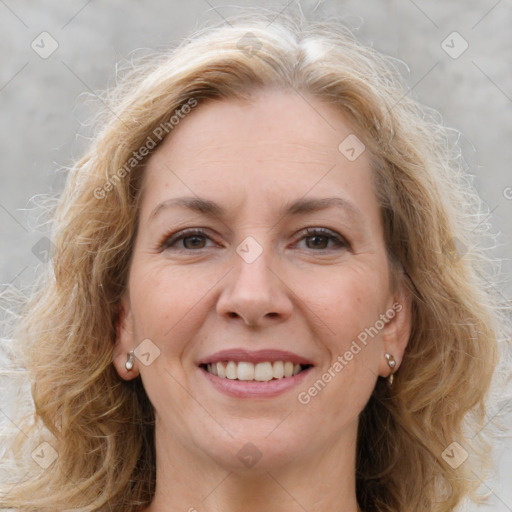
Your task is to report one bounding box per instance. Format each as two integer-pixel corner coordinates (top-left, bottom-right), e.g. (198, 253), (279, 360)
(295, 227), (349, 251)
(160, 228), (215, 251)
(159, 227), (350, 252)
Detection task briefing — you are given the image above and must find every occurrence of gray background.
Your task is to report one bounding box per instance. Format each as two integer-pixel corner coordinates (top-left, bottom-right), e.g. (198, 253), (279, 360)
(0, 1), (511, 510)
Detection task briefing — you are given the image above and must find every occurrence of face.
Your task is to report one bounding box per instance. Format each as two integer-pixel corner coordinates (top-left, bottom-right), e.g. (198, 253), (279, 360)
(114, 88), (410, 473)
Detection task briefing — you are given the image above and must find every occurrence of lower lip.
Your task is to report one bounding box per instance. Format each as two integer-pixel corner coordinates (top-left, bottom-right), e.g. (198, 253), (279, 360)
(199, 366), (313, 398)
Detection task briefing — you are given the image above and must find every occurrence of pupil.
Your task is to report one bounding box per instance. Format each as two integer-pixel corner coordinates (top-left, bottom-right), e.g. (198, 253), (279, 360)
(308, 235), (327, 249)
(184, 236), (204, 249)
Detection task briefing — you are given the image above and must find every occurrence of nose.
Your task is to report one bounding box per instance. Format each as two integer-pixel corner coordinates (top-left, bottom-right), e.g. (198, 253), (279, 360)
(216, 245), (293, 327)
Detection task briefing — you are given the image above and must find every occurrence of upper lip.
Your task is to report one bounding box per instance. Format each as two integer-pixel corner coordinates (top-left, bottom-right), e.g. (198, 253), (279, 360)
(197, 349), (314, 366)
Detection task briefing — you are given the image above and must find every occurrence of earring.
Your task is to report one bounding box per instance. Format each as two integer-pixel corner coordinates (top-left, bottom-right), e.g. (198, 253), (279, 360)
(384, 353), (397, 387)
(125, 350), (134, 371)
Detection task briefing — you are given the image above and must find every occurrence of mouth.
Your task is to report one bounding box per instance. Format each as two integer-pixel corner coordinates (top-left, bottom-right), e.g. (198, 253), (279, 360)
(200, 361), (313, 381)
(197, 349), (314, 397)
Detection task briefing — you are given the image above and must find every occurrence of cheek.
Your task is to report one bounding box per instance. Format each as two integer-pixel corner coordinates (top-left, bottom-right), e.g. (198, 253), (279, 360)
(295, 261), (388, 394)
(299, 260), (389, 345)
(128, 261), (218, 351)
(295, 267), (386, 421)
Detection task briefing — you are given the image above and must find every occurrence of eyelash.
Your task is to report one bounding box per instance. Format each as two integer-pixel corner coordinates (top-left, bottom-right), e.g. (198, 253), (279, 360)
(159, 227), (350, 252)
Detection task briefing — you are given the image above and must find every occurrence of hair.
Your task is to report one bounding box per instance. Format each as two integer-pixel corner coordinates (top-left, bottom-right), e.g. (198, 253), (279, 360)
(1, 11), (510, 512)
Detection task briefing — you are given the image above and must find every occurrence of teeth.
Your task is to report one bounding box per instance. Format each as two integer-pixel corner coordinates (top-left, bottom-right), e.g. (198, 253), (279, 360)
(225, 361), (237, 380)
(206, 361), (307, 381)
(273, 361), (284, 379)
(237, 362), (254, 381)
(216, 362), (226, 378)
(254, 362), (273, 381)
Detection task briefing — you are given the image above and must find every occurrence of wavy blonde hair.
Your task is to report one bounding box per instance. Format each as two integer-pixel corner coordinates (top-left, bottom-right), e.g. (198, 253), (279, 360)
(1, 12), (510, 512)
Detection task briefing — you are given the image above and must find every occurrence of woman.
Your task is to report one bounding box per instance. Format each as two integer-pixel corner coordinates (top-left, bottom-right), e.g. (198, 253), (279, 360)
(1, 12), (509, 512)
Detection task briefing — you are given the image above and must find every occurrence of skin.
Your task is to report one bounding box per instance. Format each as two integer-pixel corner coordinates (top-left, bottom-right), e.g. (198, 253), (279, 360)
(113, 88), (411, 512)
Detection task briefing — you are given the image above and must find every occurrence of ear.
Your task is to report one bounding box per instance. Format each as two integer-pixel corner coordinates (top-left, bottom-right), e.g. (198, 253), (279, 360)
(378, 278), (412, 378)
(112, 294), (139, 380)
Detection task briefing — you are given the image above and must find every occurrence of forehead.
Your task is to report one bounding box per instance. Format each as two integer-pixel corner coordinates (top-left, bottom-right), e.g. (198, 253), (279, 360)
(151, 89), (361, 165)
(139, 88), (379, 223)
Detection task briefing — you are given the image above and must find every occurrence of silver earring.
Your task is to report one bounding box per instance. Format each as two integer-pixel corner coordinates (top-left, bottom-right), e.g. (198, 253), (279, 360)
(385, 353), (397, 387)
(125, 350), (134, 371)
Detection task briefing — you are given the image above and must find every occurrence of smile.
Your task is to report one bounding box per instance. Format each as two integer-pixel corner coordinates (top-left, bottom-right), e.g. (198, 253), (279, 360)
(197, 349), (315, 397)
(202, 361), (312, 381)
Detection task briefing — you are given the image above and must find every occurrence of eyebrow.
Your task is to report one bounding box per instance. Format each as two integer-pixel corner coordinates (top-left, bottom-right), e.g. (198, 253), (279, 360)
(148, 196), (364, 225)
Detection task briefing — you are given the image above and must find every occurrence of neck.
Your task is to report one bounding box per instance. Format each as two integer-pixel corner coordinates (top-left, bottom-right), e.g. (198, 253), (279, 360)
(144, 418), (360, 512)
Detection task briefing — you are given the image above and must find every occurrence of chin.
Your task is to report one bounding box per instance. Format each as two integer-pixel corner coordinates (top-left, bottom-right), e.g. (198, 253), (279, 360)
(197, 425), (305, 473)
